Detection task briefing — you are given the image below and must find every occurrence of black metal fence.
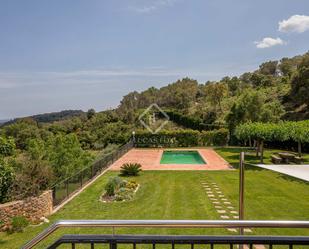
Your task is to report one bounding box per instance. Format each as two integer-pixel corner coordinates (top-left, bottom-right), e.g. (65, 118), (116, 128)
(47, 234), (309, 249)
(51, 140), (134, 206)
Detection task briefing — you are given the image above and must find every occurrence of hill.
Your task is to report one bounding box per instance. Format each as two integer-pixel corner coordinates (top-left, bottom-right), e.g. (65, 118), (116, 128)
(1, 110), (84, 127)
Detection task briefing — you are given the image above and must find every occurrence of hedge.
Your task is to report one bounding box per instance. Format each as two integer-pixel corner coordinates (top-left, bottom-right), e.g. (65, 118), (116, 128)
(134, 128), (229, 147)
(160, 110), (226, 131)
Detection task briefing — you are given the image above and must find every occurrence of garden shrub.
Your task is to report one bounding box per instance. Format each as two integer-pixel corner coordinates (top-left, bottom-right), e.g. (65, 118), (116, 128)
(0, 158), (14, 203)
(212, 128), (230, 146)
(120, 163), (142, 176)
(199, 129), (229, 146)
(7, 216), (29, 233)
(103, 177), (138, 202)
(104, 177), (124, 196)
(0, 136), (16, 157)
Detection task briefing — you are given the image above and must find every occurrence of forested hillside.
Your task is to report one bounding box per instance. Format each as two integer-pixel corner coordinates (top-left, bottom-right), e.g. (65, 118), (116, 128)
(1, 110), (84, 126)
(0, 52), (308, 203)
(117, 52), (309, 130)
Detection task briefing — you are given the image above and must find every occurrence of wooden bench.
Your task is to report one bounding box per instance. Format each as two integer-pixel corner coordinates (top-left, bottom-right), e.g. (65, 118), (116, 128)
(291, 156), (303, 164)
(271, 154), (282, 164)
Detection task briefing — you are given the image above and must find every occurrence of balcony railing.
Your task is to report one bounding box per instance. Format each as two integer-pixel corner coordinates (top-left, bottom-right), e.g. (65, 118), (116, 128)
(22, 220), (309, 249)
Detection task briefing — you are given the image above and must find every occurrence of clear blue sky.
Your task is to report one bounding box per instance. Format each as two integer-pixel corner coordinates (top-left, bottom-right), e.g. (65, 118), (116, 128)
(0, 0), (309, 119)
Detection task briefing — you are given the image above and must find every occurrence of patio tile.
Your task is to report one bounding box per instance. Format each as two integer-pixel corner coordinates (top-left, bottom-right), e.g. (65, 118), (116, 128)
(110, 148), (231, 171)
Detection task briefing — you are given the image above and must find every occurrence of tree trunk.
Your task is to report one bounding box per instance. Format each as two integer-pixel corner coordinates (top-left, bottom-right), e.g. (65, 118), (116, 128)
(260, 140), (264, 163)
(249, 137), (252, 148)
(298, 141), (302, 158)
(256, 140), (260, 157)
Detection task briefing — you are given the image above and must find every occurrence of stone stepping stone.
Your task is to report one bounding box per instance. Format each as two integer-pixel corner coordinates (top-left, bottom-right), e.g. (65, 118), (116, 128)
(207, 194), (215, 197)
(221, 198), (228, 201)
(227, 228), (237, 232)
(212, 201), (220, 204)
(233, 216), (239, 219)
(217, 210), (226, 213)
(210, 198), (218, 201)
(220, 215), (229, 219)
(230, 210), (238, 214)
(224, 201), (231, 204)
(244, 228), (252, 233)
(215, 206), (222, 209)
(227, 206), (234, 209)
(217, 192), (223, 195)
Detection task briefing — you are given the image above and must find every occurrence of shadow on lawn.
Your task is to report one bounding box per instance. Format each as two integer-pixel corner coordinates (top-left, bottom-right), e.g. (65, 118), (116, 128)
(276, 173), (309, 185)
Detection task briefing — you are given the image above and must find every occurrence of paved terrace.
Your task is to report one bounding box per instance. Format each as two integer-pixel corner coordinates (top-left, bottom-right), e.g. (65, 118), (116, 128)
(110, 148), (231, 170)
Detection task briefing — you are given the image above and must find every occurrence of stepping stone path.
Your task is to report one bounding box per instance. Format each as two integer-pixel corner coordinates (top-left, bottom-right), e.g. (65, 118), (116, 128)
(200, 179), (265, 249)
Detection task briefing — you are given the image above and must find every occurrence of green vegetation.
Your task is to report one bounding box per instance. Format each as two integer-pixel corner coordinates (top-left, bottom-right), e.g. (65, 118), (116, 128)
(215, 147), (309, 167)
(120, 163), (142, 176)
(103, 176), (138, 202)
(7, 216), (29, 234)
(0, 158), (14, 203)
(0, 51), (308, 233)
(135, 128), (229, 147)
(0, 137), (15, 156)
(235, 121), (309, 162)
(0, 170), (308, 248)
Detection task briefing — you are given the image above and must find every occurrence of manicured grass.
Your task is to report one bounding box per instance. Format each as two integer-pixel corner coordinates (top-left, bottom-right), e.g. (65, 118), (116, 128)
(0, 168), (308, 248)
(215, 146), (309, 168)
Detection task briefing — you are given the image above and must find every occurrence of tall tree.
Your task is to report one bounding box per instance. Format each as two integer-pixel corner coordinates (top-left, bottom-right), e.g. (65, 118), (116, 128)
(290, 53), (309, 106)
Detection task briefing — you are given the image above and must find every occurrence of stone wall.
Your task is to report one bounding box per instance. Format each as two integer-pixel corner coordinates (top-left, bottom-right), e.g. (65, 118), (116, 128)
(0, 190), (53, 231)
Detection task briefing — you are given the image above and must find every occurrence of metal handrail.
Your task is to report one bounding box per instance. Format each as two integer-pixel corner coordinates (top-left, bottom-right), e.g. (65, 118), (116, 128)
(22, 219), (309, 249)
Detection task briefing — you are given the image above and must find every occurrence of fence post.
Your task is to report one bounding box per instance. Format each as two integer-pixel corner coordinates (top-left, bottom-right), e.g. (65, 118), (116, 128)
(91, 164), (94, 177)
(239, 151), (245, 244)
(80, 171), (83, 187)
(66, 180), (69, 198)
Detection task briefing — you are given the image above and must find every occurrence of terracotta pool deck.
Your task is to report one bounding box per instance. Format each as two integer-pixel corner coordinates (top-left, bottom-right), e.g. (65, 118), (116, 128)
(110, 148), (232, 170)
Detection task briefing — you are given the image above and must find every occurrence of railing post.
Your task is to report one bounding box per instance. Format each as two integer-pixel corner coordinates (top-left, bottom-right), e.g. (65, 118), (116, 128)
(110, 240), (117, 249)
(239, 152), (245, 240)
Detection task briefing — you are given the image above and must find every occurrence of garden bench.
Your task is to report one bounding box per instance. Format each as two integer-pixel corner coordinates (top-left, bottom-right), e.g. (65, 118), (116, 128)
(271, 154), (282, 164)
(291, 156), (303, 164)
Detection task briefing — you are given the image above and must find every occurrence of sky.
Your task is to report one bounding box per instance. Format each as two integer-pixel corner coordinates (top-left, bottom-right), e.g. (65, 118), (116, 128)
(0, 0), (309, 119)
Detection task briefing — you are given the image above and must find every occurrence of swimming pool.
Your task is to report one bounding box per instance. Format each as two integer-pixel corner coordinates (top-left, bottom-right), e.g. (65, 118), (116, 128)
(160, 150), (206, 164)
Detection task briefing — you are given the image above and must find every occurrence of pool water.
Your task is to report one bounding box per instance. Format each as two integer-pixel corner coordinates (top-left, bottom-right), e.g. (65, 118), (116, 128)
(160, 150), (206, 164)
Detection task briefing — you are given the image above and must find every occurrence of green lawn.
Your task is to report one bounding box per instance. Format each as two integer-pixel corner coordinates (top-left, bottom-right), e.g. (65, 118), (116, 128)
(215, 146), (309, 167)
(0, 165), (308, 248)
